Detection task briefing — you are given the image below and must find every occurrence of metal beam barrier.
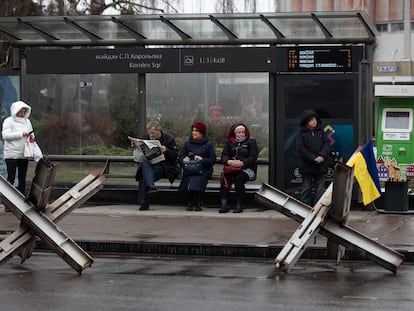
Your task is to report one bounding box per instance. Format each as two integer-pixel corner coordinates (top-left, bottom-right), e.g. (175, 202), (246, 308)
(0, 158), (105, 274)
(255, 183), (404, 273)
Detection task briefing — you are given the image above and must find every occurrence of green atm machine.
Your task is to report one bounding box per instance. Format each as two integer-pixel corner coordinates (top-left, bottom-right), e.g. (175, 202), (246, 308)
(375, 85), (414, 213)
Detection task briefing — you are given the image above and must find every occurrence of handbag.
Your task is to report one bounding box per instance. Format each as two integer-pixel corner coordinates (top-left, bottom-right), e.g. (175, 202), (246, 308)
(182, 160), (203, 176)
(222, 163), (242, 174)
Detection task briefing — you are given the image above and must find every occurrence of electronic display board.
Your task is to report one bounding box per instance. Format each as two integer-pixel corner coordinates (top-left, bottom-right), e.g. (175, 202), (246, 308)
(278, 46), (362, 72)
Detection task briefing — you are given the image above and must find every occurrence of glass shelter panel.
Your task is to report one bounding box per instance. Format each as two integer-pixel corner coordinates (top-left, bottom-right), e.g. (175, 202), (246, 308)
(146, 73), (269, 184)
(74, 20), (125, 40)
(0, 75), (20, 179)
(22, 73), (139, 183)
(318, 17), (369, 38)
(217, 18), (276, 39)
(279, 76), (356, 197)
(169, 20), (228, 39)
(267, 18), (325, 39)
(122, 20), (181, 40)
(3, 23), (43, 41)
(31, 21), (91, 40)
(22, 72), (269, 184)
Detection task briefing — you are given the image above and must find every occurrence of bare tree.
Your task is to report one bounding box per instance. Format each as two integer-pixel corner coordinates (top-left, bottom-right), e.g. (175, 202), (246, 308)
(216, 0), (235, 13)
(0, 0), (178, 68)
(215, 0), (260, 14)
(43, 0), (166, 15)
(246, 0), (256, 12)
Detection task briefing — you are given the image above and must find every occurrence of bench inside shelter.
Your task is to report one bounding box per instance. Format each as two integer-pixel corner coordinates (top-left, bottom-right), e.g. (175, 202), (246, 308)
(102, 157), (261, 207)
(43, 155), (264, 207)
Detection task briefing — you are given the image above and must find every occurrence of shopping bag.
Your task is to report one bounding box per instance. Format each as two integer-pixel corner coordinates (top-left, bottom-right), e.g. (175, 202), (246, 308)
(32, 141), (43, 162)
(24, 137), (34, 159)
(24, 135), (43, 162)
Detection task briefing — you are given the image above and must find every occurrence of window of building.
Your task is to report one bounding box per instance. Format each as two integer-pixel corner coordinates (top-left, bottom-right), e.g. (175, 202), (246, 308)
(390, 22), (404, 31)
(376, 23), (389, 32)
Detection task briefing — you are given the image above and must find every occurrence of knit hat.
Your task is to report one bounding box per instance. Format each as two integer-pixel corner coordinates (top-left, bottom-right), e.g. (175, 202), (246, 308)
(191, 121), (207, 136)
(234, 125), (246, 133)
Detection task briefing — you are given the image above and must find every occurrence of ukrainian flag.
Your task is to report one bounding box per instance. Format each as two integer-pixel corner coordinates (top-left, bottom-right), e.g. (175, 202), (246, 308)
(346, 140), (381, 205)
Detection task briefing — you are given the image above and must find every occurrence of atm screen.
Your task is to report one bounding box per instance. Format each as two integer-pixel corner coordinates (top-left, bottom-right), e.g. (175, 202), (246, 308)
(382, 109), (412, 132)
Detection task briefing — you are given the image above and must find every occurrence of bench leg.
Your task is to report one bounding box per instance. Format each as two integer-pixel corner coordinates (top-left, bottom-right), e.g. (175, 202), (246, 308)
(137, 178), (142, 205)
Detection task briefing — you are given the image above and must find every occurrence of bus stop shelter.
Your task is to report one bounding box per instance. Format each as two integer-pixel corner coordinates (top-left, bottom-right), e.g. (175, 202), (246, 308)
(0, 12), (377, 196)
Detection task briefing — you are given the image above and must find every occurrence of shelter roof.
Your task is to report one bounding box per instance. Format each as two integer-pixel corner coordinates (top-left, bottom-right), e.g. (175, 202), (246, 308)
(0, 12), (377, 47)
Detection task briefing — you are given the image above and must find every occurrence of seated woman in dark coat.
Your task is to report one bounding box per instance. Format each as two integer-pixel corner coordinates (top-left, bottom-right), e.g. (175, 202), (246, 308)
(179, 121), (216, 211)
(219, 123), (258, 213)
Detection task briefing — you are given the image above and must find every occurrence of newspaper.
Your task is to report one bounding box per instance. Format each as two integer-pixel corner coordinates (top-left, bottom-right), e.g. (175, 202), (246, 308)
(128, 136), (165, 164)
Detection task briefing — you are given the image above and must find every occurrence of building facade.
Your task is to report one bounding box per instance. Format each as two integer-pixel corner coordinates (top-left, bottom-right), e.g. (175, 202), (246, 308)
(275, 0), (414, 83)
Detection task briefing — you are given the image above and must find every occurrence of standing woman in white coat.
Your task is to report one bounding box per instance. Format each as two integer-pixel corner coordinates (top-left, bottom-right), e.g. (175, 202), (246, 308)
(2, 101), (33, 195)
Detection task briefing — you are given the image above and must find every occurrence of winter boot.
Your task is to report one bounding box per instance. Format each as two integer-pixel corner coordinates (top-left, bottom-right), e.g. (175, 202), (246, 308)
(194, 201), (203, 211)
(218, 199), (229, 213)
(194, 192), (203, 211)
(186, 191), (196, 211)
(233, 200), (243, 213)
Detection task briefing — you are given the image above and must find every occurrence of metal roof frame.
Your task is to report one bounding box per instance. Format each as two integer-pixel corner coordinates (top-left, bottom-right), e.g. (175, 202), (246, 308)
(0, 11), (377, 48)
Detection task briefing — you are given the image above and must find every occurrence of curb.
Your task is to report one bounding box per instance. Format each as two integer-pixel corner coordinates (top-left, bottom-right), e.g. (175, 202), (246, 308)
(33, 240), (414, 264)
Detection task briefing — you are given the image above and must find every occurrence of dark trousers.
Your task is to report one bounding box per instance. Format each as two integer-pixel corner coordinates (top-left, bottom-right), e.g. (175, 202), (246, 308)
(300, 173), (326, 206)
(5, 158), (29, 194)
(140, 160), (165, 206)
(220, 171), (250, 202)
(188, 191), (204, 207)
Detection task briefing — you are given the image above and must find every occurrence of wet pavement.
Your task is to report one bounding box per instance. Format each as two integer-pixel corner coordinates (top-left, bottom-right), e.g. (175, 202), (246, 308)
(1, 203), (414, 263)
(3, 253), (414, 311)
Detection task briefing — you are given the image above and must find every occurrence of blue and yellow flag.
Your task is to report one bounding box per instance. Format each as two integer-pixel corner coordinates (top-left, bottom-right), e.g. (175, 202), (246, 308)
(346, 140), (381, 205)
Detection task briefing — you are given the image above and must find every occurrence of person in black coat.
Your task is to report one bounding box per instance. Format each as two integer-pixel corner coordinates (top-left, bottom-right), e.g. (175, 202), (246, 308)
(137, 120), (179, 211)
(219, 123), (258, 213)
(179, 121), (216, 211)
(296, 110), (332, 206)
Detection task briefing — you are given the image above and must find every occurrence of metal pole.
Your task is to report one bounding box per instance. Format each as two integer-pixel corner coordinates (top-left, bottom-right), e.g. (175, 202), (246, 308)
(79, 76), (82, 154)
(137, 73), (146, 137)
(404, 0), (411, 59)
